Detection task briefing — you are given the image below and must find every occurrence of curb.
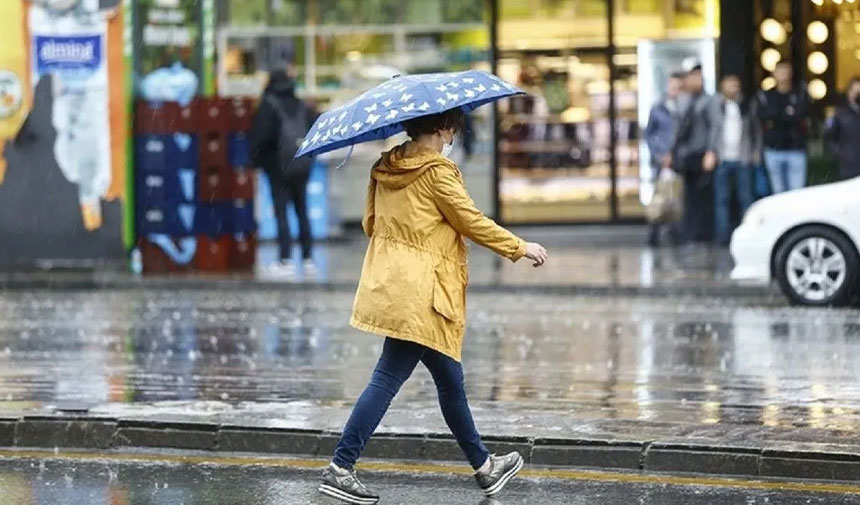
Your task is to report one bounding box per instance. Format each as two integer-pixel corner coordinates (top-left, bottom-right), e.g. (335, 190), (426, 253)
(2, 416), (857, 482)
(0, 276), (777, 299)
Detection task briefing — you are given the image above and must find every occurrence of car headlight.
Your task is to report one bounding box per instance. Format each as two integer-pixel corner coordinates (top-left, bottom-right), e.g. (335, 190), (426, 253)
(742, 204), (767, 226)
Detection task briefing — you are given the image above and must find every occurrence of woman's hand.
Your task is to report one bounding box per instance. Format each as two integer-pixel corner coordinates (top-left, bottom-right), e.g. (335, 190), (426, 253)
(524, 242), (548, 267)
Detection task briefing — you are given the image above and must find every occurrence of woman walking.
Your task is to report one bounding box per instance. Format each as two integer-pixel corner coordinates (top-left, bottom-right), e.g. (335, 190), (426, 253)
(318, 109), (548, 504)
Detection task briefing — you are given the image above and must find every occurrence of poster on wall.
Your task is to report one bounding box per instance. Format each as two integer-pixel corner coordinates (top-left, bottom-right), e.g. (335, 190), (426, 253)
(0, 0), (127, 267)
(636, 38), (716, 205)
(134, 0), (203, 102)
(30, 4), (112, 230)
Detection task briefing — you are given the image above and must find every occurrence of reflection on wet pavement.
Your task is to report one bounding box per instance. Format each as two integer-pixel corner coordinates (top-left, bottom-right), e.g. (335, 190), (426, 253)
(254, 231), (739, 288)
(0, 288), (859, 432)
(0, 454), (854, 505)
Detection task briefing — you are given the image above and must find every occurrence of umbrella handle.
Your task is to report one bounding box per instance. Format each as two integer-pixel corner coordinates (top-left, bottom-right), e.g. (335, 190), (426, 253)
(334, 144), (355, 171)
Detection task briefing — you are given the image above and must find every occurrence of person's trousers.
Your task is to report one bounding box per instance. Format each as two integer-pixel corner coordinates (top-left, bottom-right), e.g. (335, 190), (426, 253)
(269, 176), (312, 261)
(713, 161), (754, 246)
(682, 172), (714, 244)
(763, 149), (807, 194)
(332, 338), (490, 471)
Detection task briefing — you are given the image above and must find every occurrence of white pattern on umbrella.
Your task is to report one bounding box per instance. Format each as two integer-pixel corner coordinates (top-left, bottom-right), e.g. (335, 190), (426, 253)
(400, 93), (413, 102)
(351, 122), (363, 131)
(382, 99), (393, 108)
(364, 103), (377, 113)
(418, 101), (430, 111)
(436, 97), (447, 105)
(366, 113), (381, 125)
(385, 109), (399, 120)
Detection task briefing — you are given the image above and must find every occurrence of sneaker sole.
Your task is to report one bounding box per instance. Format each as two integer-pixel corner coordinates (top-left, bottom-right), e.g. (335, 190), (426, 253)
(482, 456), (524, 497)
(318, 483), (379, 505)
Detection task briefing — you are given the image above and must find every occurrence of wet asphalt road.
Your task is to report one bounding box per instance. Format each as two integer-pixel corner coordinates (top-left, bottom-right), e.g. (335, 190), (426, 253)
(1, 288), (860, 432)
(1, 453), (858, 505)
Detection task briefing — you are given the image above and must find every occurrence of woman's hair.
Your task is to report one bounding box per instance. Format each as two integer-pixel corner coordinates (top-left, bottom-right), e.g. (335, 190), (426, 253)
(402, 109), (465, 139)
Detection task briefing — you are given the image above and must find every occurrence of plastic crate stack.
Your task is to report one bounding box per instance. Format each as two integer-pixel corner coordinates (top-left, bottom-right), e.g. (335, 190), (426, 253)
(134, 97), (257, 274)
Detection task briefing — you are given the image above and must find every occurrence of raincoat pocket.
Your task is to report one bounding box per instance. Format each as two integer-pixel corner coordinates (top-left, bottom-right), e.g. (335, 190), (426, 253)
(432, 268), (464, 323)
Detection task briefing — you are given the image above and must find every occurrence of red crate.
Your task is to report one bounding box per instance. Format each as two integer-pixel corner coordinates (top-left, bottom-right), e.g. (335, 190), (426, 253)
(135, 101), (196, 134)
(138, 237), (194, 274)
(198, 164), (232, 203)
(199, 131), (228, 166)
(194, 97), (230, 131)
(230, 233), (257, 270)
(194, 235), (231, 272)
(228, 97), (255, 132)
(231, 168), (255, 200)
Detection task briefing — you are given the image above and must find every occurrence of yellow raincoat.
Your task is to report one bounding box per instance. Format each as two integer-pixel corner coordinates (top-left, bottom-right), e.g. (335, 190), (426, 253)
(350, 142), (527, 361)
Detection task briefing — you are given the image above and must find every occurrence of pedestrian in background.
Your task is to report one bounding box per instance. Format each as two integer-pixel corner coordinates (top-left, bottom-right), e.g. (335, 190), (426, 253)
(672, 61), (720, 244)
(319, 109), (548, 504)
(250, 68), (316, 277)
(757, 60), (811, 193)
(824, 77), (860, 181)
(644, 72), (685, 247)
(712, 74), (761, 246)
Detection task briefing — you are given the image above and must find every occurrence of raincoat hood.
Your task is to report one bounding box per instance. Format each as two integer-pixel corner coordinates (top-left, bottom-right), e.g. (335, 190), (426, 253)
(372, 143), (446, 190)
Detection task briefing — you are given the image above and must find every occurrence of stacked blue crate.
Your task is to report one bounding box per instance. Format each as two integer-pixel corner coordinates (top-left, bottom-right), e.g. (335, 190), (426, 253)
(135, 126), (199, 272)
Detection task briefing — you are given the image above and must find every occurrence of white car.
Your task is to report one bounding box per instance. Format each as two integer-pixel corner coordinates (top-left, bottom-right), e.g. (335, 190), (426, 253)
(731, 176), (860, 306)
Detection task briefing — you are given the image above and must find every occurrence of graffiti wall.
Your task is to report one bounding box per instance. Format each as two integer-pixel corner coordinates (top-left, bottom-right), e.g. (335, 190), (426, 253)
(0, 0), (127, 268)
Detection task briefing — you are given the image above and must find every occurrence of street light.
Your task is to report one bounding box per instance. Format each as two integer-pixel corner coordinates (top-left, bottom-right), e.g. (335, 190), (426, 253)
(807, 51), (829, 74)
(760, 18), (787, 44)
(809, 79), (827, 99)
(807, 21), (829, 43)
(761, 48), (782, 72)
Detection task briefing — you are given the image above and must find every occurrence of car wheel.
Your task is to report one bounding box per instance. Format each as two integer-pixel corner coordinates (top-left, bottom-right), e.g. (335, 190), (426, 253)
(774, 225), (860, 307)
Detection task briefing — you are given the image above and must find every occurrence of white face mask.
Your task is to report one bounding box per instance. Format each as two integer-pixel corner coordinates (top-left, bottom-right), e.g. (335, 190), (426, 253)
(441, 136), (455, 158)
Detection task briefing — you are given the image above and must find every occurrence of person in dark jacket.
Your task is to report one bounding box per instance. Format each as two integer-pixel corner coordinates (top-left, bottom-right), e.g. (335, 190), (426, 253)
(824, 77), (860, 181)
(672, 61), (721, 244)
(250, 69), (316, 277)
(756, 60), (811, 193)
(644, 72), (685, 246)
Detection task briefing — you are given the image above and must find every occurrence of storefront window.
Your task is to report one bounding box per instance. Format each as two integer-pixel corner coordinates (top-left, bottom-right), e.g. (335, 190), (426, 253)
(497, 0), (612, 223)
(497, 0), (719, 224)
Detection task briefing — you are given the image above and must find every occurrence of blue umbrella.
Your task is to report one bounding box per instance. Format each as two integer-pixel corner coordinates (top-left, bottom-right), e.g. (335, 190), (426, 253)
(295, 70), (524, 159)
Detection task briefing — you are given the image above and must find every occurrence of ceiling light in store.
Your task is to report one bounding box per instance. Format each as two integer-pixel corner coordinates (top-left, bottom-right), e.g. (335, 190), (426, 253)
(856, 48), (860, 60)
(761, 76), (777, 91)
(760, 18), (787, 44)
(761, 48), (782, 71)
(809, 79), (827, 100)
(808, 51), (829, 74)
(612, 53), (638, 66)
(855, 22), (860, 34)
(807, 21), (829, 43)
(346, 51), (361, 63)
(811, 0), (823, 5)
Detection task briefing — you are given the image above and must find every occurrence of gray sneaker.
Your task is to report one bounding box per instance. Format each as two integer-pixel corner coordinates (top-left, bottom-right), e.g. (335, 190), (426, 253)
(319, 463), (379, 504)
(474, 452), (524, 497)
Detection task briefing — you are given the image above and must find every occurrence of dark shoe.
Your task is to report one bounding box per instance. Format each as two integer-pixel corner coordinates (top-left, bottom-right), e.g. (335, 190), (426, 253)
(319, 463), (379, 504)
(474, 452), (524, 497)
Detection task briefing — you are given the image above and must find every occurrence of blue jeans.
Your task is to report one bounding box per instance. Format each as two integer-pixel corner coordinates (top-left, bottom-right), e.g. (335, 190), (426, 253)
(332, 338), (490, 470)
(763, 149), (807, 194)
(713, 161), (754, 246)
